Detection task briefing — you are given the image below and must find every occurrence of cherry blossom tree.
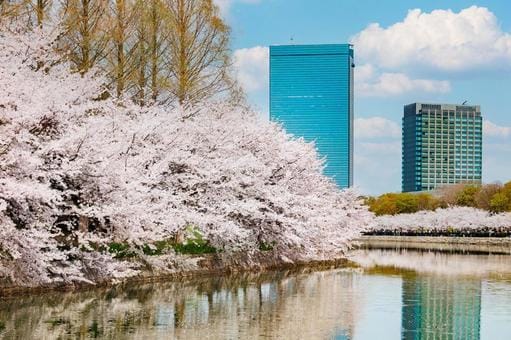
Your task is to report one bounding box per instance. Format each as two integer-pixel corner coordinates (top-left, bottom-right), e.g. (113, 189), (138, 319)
(372, 207), (511, 234)
(0, 27), (373, 287)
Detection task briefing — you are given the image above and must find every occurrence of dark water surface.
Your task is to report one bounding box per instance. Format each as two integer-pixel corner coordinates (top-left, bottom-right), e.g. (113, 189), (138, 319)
(1, 244), (511, 339)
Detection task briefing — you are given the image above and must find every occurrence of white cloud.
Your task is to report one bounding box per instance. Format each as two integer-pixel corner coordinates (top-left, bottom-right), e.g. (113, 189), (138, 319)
(483, 143), (511, 184)
(232, 6), (511, 100)
(233, 46), (269, 92)
(233, 48), (451, 98)
(483, 120), (511, 138)
(355, 65), (451, 96)
(214, 0), (261, 17)
(355, 63), (375, 83)
(351, 6), (511, 71)
(357, 142), (402, 155)
(355, 117), (401, 139)
(354, 141), (402, 194)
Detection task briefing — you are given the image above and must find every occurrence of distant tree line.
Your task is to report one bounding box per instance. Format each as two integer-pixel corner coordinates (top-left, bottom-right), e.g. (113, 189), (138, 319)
(0, 0), (242, 105)
(365, 181), (511, 216)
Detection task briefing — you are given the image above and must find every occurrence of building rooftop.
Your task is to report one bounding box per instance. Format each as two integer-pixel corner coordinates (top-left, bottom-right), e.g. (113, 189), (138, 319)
(270, 44), (353, 57)
(405, 102), (481, 112)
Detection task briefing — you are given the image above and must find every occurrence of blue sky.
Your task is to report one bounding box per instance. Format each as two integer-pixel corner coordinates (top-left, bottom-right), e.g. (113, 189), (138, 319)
(217, 0), (511, 195)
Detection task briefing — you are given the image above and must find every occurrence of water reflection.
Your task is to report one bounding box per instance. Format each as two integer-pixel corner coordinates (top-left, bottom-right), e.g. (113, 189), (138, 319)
(0, 271), (361, 339)
(349, 248), (511, 277)
(0, 247), (510, 339)
(402, 276), (481, 339)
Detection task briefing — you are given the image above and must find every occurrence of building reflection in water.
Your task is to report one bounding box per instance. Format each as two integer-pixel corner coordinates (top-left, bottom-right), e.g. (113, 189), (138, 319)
(351, 247), (511, 339)
(402, 275), (481, 339)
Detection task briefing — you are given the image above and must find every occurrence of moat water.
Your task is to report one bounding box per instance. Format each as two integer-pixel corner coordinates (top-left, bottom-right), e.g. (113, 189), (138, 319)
(1, 243), (511, 339)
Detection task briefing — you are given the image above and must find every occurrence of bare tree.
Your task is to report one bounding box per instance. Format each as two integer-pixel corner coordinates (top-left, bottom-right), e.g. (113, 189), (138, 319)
(31, 0), (52, 26)
(0, 1), (38, 26)
(148, 0), (168, 102)
(0, 0), (14, 17)
(107, 0), (136, 97)
(132, 0), (147, 104)
(3, 0), (243, 106)
(60, 0), (109, 74)
(0, 0), (16, 20)
(131, 0), (167, 105)
(164, 0), (233, 104)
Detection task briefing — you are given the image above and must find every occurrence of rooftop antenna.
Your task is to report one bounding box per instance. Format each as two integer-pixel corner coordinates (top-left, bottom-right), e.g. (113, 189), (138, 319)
(462, 100), (468, 105)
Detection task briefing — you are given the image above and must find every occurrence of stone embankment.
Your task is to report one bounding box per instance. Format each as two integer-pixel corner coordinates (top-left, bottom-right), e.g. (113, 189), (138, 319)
(356, 235), (511, 254)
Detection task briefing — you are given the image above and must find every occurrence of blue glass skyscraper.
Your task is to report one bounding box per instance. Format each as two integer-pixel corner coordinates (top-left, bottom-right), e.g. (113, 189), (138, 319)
(269, 44), (354, 188)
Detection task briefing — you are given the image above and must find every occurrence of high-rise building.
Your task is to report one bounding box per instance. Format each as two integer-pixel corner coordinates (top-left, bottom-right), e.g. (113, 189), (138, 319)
(402, 103), (483, 192)
(269, 44), (354, 188)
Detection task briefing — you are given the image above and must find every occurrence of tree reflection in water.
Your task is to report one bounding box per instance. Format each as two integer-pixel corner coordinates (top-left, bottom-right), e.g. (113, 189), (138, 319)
(1, 247), (511, 339)
(0, 270), (361, 339)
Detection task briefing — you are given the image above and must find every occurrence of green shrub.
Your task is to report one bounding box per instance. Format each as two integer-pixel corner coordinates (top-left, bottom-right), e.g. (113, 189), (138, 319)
(259, 241), (276, 251)
(490, 192), (510, 213)
(368, 193), (399, 216)
(172, 242), (217, 255)
(367, 182), (511, 216)
(416, 193), (441, 210)
(475, 184), (502, 210)
(367, 192), (439, 216)
(455, 185), (480, 207)
(395, 193), (419, 214)
(108, 242), (137, 259)
(141, 240), (174, 256)
(172, 225), (217, 255)
(107, 228), (217, 258)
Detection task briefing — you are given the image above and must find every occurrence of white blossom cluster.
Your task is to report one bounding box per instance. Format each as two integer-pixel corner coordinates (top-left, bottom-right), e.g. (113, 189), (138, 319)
(0, 28), (372, 286)
(373, 207), (511, 233)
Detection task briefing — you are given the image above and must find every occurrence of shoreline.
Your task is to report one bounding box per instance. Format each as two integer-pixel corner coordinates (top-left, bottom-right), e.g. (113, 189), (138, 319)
(0, 255), (352, 298)
(3, 235), (511, 297)
(358, 235), (511, 244)
(356, 235), (511, 255)
(363, 229), (511, 238)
